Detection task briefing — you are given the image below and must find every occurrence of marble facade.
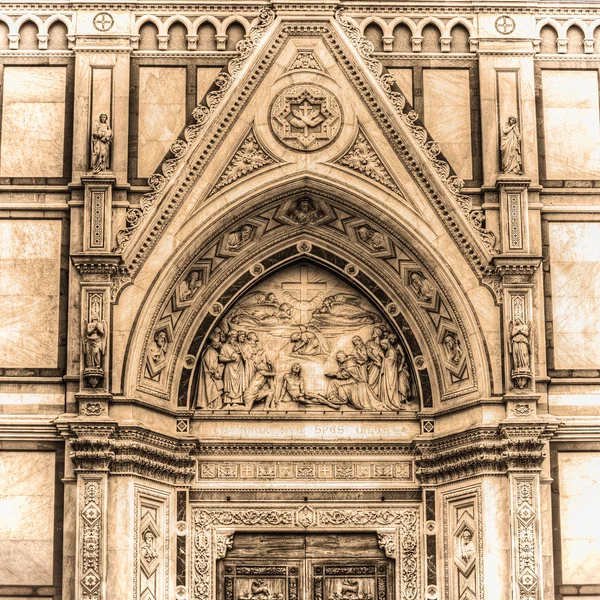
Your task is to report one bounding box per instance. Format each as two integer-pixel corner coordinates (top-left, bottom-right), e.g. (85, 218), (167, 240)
(0, 3), (599, 600)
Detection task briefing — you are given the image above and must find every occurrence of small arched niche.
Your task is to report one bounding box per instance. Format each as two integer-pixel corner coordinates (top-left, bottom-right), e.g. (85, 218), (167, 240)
(182, 257), (430, 414)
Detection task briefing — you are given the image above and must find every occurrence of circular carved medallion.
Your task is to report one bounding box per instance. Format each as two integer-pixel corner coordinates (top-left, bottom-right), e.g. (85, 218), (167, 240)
(270, 84), (342, 152)
(495, 15), (515, 35)
(93, 12), (114, 32)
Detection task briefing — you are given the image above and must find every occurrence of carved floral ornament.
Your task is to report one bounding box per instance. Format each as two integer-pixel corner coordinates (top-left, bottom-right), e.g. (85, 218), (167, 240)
(111, 9), (499, 299)
(130, 195), (483, 408)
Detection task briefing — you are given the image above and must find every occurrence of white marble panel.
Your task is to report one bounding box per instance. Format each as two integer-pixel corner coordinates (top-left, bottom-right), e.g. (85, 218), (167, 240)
(558, 452), (600, 583)
(197, 67), (221, 104)
(543, 71), (600, 179)
(423, 69), (473, 180)
(549, 223), (600, 369)
(0, 221), (61, 368)
(387, 68), (413, 105)
(0, 67), (66, 177)
(0, 452), (55, 585)
(138, 67), (187, 178)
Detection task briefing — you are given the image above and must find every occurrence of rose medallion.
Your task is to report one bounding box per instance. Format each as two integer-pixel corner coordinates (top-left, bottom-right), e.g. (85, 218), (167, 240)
(270, 84), (342, 152)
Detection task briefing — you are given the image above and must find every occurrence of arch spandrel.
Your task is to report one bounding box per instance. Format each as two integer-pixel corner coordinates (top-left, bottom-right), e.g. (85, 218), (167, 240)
(120, 190), (496, 415)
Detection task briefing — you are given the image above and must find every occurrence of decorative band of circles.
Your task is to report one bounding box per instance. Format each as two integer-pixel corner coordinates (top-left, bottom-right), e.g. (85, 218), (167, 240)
(425, 520), (436, 535)
(183, 355), (196, 369)
(176, 585), (188, 600)
(250, 263), (264, 277)
(386, 302), (399, 316)
(426, 585), (438, 600)
(345, 263), (359, 277)
(297, 241), (312, 253)
(210, 302), (223, 316)
(414, 355), (426, 370)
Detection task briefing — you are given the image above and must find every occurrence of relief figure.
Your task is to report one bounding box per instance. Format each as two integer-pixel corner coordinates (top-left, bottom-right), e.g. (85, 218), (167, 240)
(219, 332), (244, 406)
(91, 113), (113, 174)
(243, 353), (276, 410)
(290, 324), (329, 356)
(409, 272), (434, 301)
(500, 115), (522, 174)
(288, 199), (322, 224)
(443, 333), (462, 365)
(179, 271), (202, 302)
(141, 531), (158, 562)
(357, 225), (385, 251)
(198, 332), (224, 409)
(458, 529), (475, 563)
(226, 224), (253, 251)
(149, 331), (168, 366)
(278, 363), (343, 409)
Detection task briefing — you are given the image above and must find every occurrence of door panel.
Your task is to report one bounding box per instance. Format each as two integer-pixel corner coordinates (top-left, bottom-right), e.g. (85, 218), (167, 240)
(218, 534), (392, 600)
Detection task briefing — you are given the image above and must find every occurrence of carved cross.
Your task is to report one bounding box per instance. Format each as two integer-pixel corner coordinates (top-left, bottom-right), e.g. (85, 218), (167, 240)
(281, 265), (327, 324)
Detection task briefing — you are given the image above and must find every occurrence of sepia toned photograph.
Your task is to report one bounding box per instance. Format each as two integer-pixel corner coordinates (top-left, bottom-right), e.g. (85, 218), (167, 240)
(0, 2), (598, 600)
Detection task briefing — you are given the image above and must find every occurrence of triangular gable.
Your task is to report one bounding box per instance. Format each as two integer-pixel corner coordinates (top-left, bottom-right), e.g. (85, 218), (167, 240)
(113, 9), (496, 292)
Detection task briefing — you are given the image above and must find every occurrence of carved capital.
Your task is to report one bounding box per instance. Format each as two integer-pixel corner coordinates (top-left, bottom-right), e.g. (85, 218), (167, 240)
(215, 531), (235, 559)
(377, 530), (397, 558)
(70, 424), (116, 472)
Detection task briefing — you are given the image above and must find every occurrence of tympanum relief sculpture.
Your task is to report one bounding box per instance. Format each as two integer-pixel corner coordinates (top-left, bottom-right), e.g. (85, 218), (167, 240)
(194, 263), (417, 411)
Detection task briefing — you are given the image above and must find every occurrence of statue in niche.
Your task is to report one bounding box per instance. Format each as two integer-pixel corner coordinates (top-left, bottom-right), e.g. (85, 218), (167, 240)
(443, 333), (463, 365)
(288, 198), (322, 224)
(179, 270), (202, 302)
(500, 115), (522, 174)
(409, 272), (434, 302)
(141, 531), (158, 562)
(458, 530), (475, 563)
(510, 317), (531, 388)
(83, 317), (106, 370)
(197, 332), (224, 410)
(149, 330), (169, 366)
(356, 225), (385, 251)
(91, 113), (113, 174)
(226, 224), (253, 251)
(193, 263), (418, 411)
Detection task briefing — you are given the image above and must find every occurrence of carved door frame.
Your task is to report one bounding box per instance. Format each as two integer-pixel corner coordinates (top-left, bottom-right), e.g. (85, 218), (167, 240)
(191, 504), (422, 600)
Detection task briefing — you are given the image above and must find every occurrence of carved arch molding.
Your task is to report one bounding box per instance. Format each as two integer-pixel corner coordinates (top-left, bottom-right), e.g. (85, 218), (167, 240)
(128, 191), (491, 408)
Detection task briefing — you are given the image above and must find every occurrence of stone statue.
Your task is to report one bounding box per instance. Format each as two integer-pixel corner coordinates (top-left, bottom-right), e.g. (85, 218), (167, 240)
(83, 318), (106, 369)
(510, 317), (531, 388)
(459, 529), (475, 563)
(91, 113), (113, 174)
(278, 363), (342, 409)
(500, 115), (522, 174)
(198, 332), (224, 410)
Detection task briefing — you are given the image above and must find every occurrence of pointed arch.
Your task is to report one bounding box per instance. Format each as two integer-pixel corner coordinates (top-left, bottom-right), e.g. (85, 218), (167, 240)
(164, 15), (195, 36)
(120, 178), (494, 412)
(446, 17), (475, 38)
(221, 15), (251, 35)
(14, 13), (44, 33)
(42, 14), (74, 36)
(415, 17), (445, 37)
(389, 17), (417, 37)
(192, 15), (224, 37)
(134, 14), (166, 36)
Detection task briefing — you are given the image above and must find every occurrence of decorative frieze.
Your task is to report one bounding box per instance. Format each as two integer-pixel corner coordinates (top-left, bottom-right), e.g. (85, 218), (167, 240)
(198, 460), (412, 482)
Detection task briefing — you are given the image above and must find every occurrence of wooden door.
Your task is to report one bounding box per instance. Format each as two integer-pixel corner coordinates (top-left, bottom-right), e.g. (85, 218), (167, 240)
(217, 533), (393, 600)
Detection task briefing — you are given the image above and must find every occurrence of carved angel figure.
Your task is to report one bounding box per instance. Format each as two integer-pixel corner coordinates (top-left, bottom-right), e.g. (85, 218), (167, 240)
(83, 317), (106, 369)
(91, 113), (113, 174)
(500, 116), (522, 174)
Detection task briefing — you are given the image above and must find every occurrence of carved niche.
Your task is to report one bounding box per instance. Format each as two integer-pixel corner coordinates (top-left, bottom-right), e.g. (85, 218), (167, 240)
(192, 262), (419, 412)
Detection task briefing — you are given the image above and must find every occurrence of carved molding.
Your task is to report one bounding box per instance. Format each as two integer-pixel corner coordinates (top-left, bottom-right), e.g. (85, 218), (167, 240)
(69, 424), (196, 483)
(192, 505), (420, 600)
(414, 423), (555, 485)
